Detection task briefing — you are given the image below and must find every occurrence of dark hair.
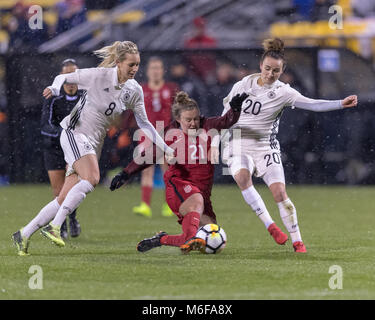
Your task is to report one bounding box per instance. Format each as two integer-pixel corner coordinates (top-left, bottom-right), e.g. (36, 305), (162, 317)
(172, 91), (199, 119)
(261, 38), (286, 70)
(61, 58), (78, 67)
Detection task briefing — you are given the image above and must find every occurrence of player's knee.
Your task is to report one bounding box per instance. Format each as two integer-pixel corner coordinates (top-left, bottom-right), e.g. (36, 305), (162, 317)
(183, 193), (204, 214)
(86, 174), (100, 188)
(234, 170), (252, 190)
(270, 184), (288, 202)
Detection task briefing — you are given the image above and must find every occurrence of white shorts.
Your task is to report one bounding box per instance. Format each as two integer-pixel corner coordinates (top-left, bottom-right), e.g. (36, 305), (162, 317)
(60, 130), (96, 176)
(224, 144), (285, 186)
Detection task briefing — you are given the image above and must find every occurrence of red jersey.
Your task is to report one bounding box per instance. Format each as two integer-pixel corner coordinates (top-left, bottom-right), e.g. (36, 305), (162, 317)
(141, 82), (179, 128)
(163, 110), (240, 196)
(124, 108), (240, 196)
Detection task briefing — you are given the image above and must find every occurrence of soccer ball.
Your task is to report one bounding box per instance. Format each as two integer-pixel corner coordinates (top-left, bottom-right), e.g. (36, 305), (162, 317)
(196, 224), (227, 254)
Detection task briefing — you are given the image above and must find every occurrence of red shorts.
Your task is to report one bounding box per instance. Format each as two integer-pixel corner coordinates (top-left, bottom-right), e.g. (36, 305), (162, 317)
(165, 176), (217, 224)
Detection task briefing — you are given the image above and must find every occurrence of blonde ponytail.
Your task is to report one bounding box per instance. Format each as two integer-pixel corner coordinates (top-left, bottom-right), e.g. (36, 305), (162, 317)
(93, 41), (139, 68)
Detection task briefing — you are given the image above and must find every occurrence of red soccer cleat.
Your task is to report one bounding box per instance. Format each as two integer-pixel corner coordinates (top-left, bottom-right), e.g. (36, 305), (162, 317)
(293, 241), (307, 253)
(267, 223), (288, 245)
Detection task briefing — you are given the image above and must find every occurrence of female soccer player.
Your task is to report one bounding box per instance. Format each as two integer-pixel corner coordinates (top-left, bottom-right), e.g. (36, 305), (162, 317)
(41, 58), (83, 239)
(110, 91), (248, 253)
(212, 38), (358, 252)
(133, 56), (178, 218)
(12, 41), (174, 256)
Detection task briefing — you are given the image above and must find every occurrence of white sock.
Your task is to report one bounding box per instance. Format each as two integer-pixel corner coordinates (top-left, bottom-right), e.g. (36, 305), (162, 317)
(22, 198), (60, 239)
(51, 180), (94, 227)
(277, 198), (302, 243)
(241, 185), (274, 229)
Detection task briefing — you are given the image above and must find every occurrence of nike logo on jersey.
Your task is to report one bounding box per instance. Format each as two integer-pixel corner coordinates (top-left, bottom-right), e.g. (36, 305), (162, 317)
(103, 88), (109, 92)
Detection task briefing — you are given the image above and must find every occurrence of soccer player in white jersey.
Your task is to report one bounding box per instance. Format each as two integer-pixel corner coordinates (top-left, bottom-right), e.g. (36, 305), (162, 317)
(213, 38), (357, 252)
(12, 41), (174, 256)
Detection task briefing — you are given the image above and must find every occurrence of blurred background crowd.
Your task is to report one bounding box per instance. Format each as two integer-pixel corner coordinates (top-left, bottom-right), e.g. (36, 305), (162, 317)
(0, 0), (374, 186)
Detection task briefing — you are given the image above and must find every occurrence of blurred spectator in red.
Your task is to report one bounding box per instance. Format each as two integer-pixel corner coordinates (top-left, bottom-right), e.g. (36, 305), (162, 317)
(7, 1), (49, 52)
(184, 16), (217, 84)
(184, 17), (217, 49)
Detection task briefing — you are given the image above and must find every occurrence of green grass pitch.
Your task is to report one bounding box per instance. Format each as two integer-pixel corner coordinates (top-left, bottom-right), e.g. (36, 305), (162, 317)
(1, 184), (374, 300)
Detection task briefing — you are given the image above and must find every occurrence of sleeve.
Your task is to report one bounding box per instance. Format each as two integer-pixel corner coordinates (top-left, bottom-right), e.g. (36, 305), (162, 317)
(123, 123), (175, 177)
(203, 108), (241, 132)
(125, 86), (174, 155)
(47, 68), (98, 96)
(40, 97), (61, 137)
(284, 85), (343, 112)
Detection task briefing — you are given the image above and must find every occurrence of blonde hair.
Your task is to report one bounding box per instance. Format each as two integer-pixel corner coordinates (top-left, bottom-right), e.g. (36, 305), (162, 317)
(172, 91), (199, 120)
(261, 38), (286, 69)
(93, 41), (139, 68)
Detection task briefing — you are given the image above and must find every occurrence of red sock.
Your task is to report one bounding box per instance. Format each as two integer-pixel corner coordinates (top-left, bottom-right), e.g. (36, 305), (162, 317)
(160, 212), (200, 247)
(141, 186), (152, 206)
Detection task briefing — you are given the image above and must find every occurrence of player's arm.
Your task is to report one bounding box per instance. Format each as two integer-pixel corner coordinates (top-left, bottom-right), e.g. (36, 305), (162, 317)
(203, 93), (248, 131)
(110, 156), (153, 191)
(40, 97), (62, 137)
(43, 68), (96, 99)
(110, 122), (174, 191)
(287, 86), (358, 111)
(127, 87), (174, 159)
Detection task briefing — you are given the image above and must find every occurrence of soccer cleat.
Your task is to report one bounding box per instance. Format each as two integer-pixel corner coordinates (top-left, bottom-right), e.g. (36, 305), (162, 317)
(69, 216), (81, 238)
(267, 223), (288, 245)
(12, 229), (30, 256)
(137, 231), (167, 252)
(161, 202), (174, 217)
(133, 202), (152, 218)
(180, 237), (206, 254)
(61, 219), (68, 240)
(40, 223), (65, 247)
(293, 241), (307, 253)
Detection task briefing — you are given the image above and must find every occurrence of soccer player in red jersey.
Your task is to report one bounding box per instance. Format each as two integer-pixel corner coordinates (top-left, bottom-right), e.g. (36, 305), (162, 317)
(110, 91), (249, 253)
(133, 56), (179, 218)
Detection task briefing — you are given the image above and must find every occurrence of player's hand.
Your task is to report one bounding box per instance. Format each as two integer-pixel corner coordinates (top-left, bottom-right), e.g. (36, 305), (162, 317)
(229, 93), (249, 112)
(110, 171), (130, 191)
(43, 87), (53, 99)
(341, 95), (358, 108)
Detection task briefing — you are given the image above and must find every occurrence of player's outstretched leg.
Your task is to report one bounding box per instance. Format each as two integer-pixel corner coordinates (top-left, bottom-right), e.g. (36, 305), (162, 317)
(41, 223), (65, 247)
(180, 237), (206, 254)
(241, 185), (288, 245)
(277, 198), (306, 253)
(12, 229), (30, 256)
(137, 231), (168, 252)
